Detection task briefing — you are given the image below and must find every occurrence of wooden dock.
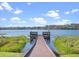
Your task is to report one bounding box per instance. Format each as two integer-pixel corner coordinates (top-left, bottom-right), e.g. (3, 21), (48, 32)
(29, 35), (56, 57)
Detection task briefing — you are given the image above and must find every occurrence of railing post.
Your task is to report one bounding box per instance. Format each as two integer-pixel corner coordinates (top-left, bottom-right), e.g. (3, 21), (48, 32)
(30, 32), (38, 43)
(42, 32), (50, 40)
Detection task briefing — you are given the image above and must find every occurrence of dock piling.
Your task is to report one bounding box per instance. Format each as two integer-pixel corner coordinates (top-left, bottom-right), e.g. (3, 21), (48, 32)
(42, 32), (50, 40)
(30, 32), (38, 42)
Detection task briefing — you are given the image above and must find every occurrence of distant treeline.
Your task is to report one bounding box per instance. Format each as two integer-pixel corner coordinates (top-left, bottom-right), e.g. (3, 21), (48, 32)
(0, 23), (79, 30)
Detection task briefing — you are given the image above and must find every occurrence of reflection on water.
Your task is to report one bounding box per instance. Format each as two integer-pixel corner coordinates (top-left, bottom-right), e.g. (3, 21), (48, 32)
(22, 43), (32, 53)
(21, 39), (36, 53)
(46, 39), (58, 52)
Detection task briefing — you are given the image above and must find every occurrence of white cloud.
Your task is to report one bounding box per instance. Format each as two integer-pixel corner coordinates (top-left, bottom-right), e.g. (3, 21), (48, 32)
(65, 9), (79, 15)
(0, 6), (3, 10)
(27, 2), (32, 6)
(46, 10), (60, 19)
(10, 17), (26, 23)
(0, 18), (7, 21)
(56, 10), (60, 12)
(14, 9), (23, 14)
(1, 2), (13, 11)
(1, 18), (7, 21)
(71, 9), (79, 13)
(54, 16), (61, 19)
(10, 17), (21, 23)
(53, 19), (71, 25)
(0, 2), (23, 14)
(31, 17), (47, 25)
(65, 11), (70, 14)
(47, 10), (59, 17)
(7, 24), (25, 27)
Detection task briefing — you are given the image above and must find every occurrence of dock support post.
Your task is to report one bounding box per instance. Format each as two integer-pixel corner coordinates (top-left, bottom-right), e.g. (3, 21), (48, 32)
(42, 32), (50, 40)
(30, 32), (38, 43)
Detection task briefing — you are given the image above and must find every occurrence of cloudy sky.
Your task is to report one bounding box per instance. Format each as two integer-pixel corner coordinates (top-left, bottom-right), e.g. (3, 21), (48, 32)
(0, 2), (79, 27)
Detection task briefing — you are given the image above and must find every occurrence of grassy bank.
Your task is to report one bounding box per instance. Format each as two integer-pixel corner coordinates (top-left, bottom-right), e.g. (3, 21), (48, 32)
(0, 52), (25, 57)
(0, 36), (29, 57)
(53, 36), (79, 57)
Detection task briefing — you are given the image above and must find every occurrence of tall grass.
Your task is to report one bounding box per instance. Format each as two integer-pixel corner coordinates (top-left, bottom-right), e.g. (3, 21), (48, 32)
(0, 36), (29, 52)
(53, 36), (79, 56)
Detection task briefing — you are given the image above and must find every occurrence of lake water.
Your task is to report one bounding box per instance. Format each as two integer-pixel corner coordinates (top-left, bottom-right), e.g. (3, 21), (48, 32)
(0, 30), (79, 36)
(0, 30), (79, 53)
(0, 30), (79, 41)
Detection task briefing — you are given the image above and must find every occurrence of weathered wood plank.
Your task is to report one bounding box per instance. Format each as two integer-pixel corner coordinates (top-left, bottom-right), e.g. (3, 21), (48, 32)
(29, 35), (56, 57)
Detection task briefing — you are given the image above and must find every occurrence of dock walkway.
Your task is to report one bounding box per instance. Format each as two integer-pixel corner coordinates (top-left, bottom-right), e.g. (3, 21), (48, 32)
(29, 35), (56, 57)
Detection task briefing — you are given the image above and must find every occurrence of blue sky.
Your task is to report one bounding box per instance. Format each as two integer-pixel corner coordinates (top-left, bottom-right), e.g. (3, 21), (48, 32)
(0, 2), (79, 27)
